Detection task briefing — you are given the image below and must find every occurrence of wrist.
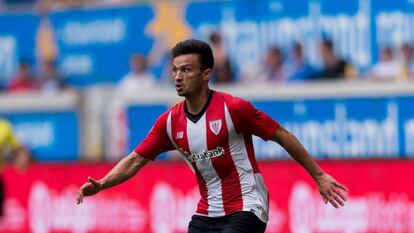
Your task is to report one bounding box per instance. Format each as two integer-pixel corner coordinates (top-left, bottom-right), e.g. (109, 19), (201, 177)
(97, 180), (105, 190)
(311, 170), (325, 180)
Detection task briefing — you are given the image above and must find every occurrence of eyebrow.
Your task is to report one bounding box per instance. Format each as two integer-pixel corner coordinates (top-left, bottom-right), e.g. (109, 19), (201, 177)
(172, 63), (192, 69)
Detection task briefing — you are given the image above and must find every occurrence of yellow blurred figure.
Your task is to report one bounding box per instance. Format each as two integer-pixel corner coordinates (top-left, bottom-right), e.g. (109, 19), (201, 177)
(0, 118), (31, 217)
(0, 119), (21, 166)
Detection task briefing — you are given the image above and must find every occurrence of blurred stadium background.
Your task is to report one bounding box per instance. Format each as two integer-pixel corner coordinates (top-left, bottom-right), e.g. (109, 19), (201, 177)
(1, 0), (414, 232)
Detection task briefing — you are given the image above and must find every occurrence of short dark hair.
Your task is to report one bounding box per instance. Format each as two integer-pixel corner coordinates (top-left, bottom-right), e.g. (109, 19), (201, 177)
(171, 39), (214, 70)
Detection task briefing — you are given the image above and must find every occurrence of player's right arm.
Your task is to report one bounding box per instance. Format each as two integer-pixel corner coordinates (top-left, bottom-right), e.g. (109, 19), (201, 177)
(76, 152), (148, 204)
(76, 111), (175, 204)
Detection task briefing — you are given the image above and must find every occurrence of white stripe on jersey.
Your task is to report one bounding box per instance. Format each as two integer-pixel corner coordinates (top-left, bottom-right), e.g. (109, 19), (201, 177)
(254, 173), (269, 222)
(166, 111), (195, 171)
(166, 111), (174, 146)
(186, 114), (225, 217)
(224, 104), (269, 222)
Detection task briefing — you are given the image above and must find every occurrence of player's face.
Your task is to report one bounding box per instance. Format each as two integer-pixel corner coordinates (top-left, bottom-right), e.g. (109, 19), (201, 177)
(172, 54), (211, 97)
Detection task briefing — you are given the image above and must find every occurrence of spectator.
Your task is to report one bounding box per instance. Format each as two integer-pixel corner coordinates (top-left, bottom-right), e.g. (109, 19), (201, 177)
(285, 42), (316, 82)
(240, 46), (286, 84)
(209, 31), (233, 83)
(38, 59), (67, 94)
(7, 60), (38, 93)
(315, 39), (349, 80)
(369, 46), (400, 81)
(397, 43), (414, 80)
(117, 53), (157, 98)
(107, 53), (157, 159)
(263, 47), (286, 82)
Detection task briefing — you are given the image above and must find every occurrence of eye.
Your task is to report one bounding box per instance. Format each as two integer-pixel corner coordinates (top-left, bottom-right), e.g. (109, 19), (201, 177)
(183, 67), (190, 73)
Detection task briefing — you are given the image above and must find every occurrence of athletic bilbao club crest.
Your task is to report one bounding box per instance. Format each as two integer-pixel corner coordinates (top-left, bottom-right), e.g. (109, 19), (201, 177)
(209, 119), (222, 135)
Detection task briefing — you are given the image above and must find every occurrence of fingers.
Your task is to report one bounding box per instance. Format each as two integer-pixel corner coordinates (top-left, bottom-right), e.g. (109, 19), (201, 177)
(335, 182), (348, 192)
(331, 192), (345, 207)
(321, 193), (328, 204)
(76, 177), (101, 204)
(326, 195), (339, 208)
(322, 188), (347, 208)
(76, 190), (84, 204)
(333, 188), (347, 202)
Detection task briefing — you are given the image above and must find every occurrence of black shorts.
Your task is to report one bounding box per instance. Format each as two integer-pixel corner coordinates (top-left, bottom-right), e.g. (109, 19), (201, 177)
(188, 211), (266, 233)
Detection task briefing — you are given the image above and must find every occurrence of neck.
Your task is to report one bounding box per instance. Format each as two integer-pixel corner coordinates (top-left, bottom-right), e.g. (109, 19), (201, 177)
(185, 86), (210, 115)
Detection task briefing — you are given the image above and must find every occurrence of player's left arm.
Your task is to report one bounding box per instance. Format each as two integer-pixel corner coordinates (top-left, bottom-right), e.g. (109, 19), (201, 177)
(270, 126), (348, 208)
(227, 96), (348, 208)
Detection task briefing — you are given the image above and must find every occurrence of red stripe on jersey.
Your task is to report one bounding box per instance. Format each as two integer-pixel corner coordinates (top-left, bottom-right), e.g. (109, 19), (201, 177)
(244, 134), (260, 173)
(206, 94), (243, 214)
(193, 165), (209, 215)
(171, 103), (208, 215)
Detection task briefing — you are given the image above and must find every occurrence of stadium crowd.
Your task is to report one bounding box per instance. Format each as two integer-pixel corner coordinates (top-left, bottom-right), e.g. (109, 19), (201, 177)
(1, 34), (413, 95)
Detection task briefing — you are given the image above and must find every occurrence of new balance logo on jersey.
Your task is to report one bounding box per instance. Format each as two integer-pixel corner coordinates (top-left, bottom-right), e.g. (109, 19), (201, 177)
(176, 131), (184, 139)
(209, 119), (222, 135)
(185, 147), (225, 162)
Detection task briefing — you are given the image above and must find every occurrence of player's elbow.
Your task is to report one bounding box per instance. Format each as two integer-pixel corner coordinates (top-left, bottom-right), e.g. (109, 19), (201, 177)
(129, 152), (149, 170)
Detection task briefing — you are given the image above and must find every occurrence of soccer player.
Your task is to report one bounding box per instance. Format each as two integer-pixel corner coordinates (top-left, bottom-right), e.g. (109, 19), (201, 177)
(0, 118), (31, 217)
(76, 39), (347, 233)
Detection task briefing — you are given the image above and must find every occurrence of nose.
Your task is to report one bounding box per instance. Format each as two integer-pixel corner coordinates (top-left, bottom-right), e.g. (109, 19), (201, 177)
(173, 70), (183, 82)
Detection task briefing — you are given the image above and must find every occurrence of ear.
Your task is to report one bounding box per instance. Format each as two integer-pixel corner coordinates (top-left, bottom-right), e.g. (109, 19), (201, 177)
(202, 68), (212, 81)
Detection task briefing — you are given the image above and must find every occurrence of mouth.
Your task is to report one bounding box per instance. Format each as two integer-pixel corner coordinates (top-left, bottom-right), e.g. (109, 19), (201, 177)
(175, 84), (183, 92)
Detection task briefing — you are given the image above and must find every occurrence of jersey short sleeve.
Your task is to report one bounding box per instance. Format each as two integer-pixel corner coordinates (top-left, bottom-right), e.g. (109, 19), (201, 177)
(134, 112), (175, 160)
(228, 97), (279, 140)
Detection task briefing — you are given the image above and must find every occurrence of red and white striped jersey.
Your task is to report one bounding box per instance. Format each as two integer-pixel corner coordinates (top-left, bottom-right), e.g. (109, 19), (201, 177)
(135, 91), (279, 222)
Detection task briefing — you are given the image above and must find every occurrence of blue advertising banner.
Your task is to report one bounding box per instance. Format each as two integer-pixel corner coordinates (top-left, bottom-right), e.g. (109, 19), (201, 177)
(372, 0), (414, 52)
(187, 0), (373, 73)
(126, 96), (414, 160)
(252, 96), (414, 159)
(0, 13), (39, 85)
(48, 5), (154, 86)
(0, 111), (79, 161)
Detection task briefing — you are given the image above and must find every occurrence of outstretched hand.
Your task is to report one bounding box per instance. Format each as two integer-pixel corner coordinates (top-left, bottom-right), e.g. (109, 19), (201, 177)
(315, 173), (348, 208)
(76, 177), (102, 204)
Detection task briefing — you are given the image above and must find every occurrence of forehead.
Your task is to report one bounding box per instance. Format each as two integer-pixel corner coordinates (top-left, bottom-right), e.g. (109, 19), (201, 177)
(172, 54), (200, 67)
